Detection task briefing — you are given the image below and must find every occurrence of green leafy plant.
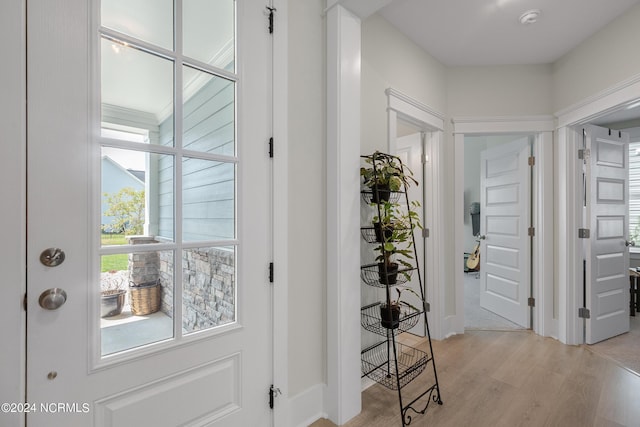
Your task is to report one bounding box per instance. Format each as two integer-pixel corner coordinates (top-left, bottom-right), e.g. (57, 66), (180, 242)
(360, 151), (418, 194)
(373, 200), (422, 282)
(385, 286), (421, 311)
(379, 286), (422, 328)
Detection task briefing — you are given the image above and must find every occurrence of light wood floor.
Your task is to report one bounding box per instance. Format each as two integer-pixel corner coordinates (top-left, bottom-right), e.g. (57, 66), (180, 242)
(311, 330), (640, 427)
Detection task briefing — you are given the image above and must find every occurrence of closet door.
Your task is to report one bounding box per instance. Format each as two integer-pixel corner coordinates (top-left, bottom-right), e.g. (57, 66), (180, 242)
(584, 124), (630, 344)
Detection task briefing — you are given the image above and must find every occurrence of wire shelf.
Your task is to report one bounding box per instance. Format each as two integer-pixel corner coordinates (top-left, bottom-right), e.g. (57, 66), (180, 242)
(361, 302), (421, 335)
(360, 225), (410, 244)
(361, 226), (383, 244)
(361, 341), (429, 390)
(361, 189), (403, 205)
(361, 263), (413, 287)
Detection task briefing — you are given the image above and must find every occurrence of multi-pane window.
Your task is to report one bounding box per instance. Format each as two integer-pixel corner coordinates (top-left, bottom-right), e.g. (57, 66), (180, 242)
(98, 0), (238, 356)
(629, 137), (640, 244)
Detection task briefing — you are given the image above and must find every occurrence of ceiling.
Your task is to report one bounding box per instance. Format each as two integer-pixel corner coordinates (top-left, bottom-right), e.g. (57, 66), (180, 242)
(379, 0), (640, 67)
(376, 0), (640, 128)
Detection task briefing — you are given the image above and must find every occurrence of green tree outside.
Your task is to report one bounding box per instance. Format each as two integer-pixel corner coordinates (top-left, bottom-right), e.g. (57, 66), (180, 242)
(102, 187), (145, 235)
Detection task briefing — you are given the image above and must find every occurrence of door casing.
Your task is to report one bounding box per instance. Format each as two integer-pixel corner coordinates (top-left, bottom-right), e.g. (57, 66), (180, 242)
(453, 117), (555, 339)
(556, 76), (640, 345)
(0, 1), (26, 426)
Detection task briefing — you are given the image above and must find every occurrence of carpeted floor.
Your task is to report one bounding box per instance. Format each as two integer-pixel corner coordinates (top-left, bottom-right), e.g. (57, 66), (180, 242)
(587, 315), (640, 376)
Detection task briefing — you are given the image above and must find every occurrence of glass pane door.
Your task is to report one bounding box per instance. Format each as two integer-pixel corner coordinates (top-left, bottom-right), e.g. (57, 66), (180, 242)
(99, 0), (238, 357)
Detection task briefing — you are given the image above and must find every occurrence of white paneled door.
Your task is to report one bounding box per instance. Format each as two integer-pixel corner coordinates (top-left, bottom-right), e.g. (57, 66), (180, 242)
(26, 0), (273, 426)
(584, 125), (630, 344)
(479, 138), (531, 328)
(396, 133), (426, 336)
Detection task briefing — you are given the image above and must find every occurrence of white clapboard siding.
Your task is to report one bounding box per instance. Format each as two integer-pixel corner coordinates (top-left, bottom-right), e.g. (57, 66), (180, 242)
(157, 75), (235, 241)
(183, 77), (235, 156)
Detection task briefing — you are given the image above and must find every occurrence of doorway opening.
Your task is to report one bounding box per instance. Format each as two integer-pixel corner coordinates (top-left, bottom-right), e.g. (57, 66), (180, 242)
(384, 88), (446, 340)
(453, 118), (555, 339)
(462, 134), (533, 331)
(577, 109), (640, 373)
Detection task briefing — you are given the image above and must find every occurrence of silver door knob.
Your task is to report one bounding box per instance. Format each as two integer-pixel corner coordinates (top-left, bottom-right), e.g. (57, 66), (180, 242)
(38, 288), (67, 310)
(626, 240), (636, 247)
(478, 235), (486, 240)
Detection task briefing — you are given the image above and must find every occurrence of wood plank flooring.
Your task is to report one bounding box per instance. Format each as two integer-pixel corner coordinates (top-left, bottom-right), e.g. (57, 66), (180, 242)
(311, 330), (640, 427)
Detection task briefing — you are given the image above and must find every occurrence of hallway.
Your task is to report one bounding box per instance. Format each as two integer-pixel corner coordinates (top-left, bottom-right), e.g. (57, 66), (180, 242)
(312, 330), (640, 426)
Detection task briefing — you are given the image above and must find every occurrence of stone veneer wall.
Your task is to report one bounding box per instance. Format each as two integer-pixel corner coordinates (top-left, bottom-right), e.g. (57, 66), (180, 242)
(153, 244), (235, 332)
(128, 237), (235, 330)
(181, 247), (235, 332)
(128, 236), (160, 285)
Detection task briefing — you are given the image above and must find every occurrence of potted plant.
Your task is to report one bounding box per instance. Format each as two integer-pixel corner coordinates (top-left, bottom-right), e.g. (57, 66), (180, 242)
(373, 200), (422, 285)
(100, 270), (128, 318)
(360, 151), (418, 203)
(372, 200), (422, 243)
(380, 286), (421, 329)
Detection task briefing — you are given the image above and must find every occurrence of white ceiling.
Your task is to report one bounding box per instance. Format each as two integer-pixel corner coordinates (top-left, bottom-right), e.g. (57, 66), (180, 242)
(379, 0), (640, 67)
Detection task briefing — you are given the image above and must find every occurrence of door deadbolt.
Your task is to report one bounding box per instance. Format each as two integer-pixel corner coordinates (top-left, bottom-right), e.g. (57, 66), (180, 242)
(40, 248), (65, 267)
(38, 288), (67, 310)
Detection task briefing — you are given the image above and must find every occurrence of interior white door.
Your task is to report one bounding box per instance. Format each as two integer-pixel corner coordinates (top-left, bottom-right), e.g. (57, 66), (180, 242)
(396, 133), (426, 336)
(479, 137), (531, 328)
(584, 124), (630, 344)
(26, 1), (272, 426)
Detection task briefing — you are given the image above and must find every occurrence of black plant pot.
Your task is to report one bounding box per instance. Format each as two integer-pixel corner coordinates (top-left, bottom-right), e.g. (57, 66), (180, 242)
(373, 222), (393, 243)
(371, 184), (391, 204)
(377, 262), (398, 285)
(380, 303), (401, 329)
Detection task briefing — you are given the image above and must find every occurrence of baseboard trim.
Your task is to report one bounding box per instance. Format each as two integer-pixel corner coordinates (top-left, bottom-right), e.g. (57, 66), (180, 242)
(442, 314), (461, 339)
(289, 383), (327, 427)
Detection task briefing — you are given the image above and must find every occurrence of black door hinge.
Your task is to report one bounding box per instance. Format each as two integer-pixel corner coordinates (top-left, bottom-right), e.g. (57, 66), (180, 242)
(23, 293), (27, 311)
(269, 384), (281, 409)
(269, 262), (274, 283)
(266, 6), (276, 34)
(269, 137), (274, 158)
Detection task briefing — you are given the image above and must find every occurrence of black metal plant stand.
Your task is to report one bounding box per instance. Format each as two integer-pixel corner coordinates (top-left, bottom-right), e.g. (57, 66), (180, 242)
(360, 152), (442, 426)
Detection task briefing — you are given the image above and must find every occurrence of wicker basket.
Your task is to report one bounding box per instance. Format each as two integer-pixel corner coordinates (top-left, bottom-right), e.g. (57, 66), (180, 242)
(129, 280), (161, 316)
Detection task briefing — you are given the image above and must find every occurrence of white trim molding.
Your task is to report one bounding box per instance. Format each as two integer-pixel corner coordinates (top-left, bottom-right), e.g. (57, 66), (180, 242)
(0, 2), (26, 426)
(452, 117), (556, 340)
(385, 88), (446, 340)
(554, 73), (640, 345)
(325, 0), (393, 18)
(272, 0), (290, 425)
(556, 73), (640, 128)
(452, 115), (555, 134)
(386, 88), (445, 131)
(326, 4), (362, 425)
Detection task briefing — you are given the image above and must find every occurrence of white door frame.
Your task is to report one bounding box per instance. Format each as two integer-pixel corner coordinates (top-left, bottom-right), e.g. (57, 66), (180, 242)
(452, 116), (555, 339)
(386, 88), (445, 340)
(0, 1), (26, 426)
(556, 74), (640, 345)
(271, 0), (290, 425)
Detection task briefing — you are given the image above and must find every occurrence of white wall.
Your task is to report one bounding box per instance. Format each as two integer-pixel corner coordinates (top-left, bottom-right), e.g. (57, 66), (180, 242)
(552, 2), (640, 113)
(447, 64), (553, 117)
(361, 14), (446, 155)
(287, 0), (326, 397)
(360, 13), (450, 320)
(0, 2), (25, 426)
